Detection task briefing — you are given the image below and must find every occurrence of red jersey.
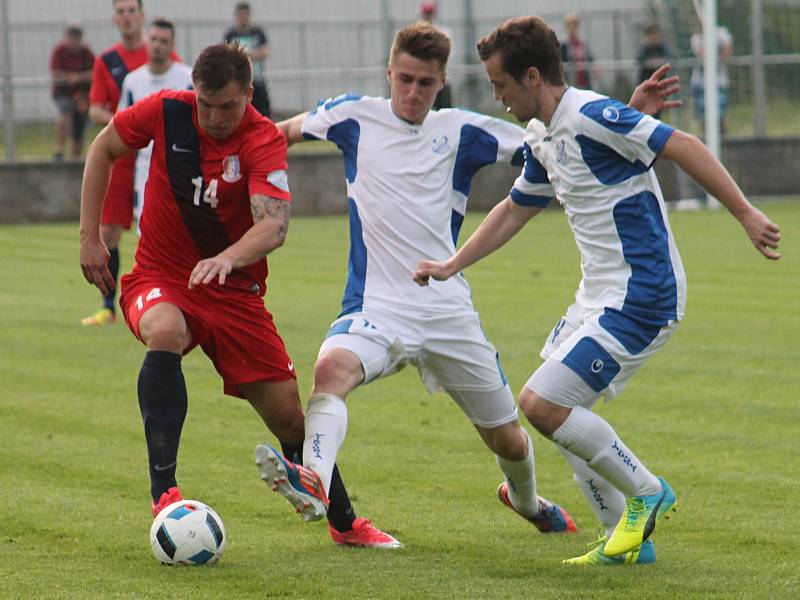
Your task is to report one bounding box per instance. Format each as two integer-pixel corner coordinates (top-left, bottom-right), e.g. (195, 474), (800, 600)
(89, 43), (180, 114)
(89, 43), (148, 114)
(49, 42), (95, 97)
(113, 89), (292, 295)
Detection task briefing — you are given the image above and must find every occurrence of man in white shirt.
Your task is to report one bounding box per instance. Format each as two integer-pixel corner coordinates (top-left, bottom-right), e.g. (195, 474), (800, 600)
(118, 19), (193, 230)
(256, 21), (678, 546)
(414, 15), (780, 565)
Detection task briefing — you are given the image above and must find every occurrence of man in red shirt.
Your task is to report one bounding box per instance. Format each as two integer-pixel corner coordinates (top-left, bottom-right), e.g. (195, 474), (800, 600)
(79, 43), (399, 548)
(49, 24), (94, 159)
(82, 0), (147, 326)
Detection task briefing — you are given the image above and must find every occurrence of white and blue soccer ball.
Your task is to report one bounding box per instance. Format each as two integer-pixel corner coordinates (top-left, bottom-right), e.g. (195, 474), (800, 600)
(150, 500), (227, 565)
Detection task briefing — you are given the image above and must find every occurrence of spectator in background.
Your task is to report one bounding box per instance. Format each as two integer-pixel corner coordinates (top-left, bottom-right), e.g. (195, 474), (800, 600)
(691, 22), (733, 134)
(224, 2), (270, 117)
(637, 24), (673, 119)
(560, 12), (595, 90)
(419, 1), (452, 109)
(117, 19), (193, 232)
(49, 24), (94, 160)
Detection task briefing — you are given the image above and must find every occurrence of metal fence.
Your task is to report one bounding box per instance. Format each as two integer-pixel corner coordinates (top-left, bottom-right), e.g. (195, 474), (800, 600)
(2, 0), (800, 159)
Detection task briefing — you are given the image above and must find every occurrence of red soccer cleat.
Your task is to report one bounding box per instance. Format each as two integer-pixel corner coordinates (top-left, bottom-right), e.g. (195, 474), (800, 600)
(497, 482), (577, 533)
(329, 517), (403, 549)
(152, 486), (184, 518)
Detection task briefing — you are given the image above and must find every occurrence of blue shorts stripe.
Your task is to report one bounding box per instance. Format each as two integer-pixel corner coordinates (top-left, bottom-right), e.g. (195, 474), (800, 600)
(561, 337), (621, 393)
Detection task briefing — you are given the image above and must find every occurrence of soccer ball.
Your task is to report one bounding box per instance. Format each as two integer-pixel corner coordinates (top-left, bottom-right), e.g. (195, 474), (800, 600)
(150, 500), (227, 565)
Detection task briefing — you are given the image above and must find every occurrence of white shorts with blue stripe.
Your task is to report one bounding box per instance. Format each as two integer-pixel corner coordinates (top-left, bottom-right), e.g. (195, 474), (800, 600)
(319, 307), (518, 428)
(526, 302), (679, 408)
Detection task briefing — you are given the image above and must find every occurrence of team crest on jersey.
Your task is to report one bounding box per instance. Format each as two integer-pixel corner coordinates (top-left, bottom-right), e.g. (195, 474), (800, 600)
(267, 169), (290, 192)
(431, 135), (450, 155)
(221, 155), (242, 183)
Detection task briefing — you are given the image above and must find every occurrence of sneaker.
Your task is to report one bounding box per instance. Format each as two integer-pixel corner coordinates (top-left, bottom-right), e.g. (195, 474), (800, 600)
(329, 518), (404, 549)
(255, 444), (329, 522)
(81, 307), (116, 326)
(152, 486), (184, 518)
(497, 482), (577, 533)
(563, 535), (656, 566)
(604, 476), (677, 557)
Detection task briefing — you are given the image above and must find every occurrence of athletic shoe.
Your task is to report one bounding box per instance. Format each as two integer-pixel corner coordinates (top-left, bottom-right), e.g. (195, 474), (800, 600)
(328, 518), (404, 549)
(604, 476), (677, 557)
(497, 482), (577, 533)
(255, 444), (329, 522)
(563, 535), (656, 565)
(152, 486), (184, 518)
(81, 307), (116, 326)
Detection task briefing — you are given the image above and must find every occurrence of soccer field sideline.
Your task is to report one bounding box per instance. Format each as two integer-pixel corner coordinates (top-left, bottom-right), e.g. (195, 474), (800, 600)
(0, 201), (797, 599)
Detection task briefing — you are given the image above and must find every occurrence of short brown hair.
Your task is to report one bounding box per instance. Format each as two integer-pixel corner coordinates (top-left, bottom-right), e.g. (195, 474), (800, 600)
(192, 43), (252, 92)
(477, 16), (564, 85)
(390, 21), (451, 70)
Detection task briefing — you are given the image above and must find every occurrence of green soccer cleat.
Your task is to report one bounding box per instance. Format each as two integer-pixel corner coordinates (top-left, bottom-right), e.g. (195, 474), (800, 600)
(604, 476), (676, 557)
(563, 535), (656, 566)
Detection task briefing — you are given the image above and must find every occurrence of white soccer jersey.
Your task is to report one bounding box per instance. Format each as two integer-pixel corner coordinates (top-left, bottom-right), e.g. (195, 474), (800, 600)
(118, 62), (193, 225)
(511, 87), (686, 355)
(302, 95), (525, 316)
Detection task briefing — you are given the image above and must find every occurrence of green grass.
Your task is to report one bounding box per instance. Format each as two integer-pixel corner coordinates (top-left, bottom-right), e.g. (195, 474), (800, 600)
(1, 201), (798, 599)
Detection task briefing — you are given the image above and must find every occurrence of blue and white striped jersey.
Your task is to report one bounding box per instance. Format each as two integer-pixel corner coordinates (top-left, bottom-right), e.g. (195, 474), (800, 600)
(302, 95), (525, 316)
(511, 87), (687, 339)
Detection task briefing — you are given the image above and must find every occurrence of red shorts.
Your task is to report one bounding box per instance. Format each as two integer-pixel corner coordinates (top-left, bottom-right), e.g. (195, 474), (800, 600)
(100, 155), (136, 229)
(120, 266), (296, 398)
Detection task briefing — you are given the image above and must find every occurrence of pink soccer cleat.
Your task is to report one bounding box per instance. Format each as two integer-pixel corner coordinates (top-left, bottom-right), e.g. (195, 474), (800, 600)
(329, 518), (403, 549)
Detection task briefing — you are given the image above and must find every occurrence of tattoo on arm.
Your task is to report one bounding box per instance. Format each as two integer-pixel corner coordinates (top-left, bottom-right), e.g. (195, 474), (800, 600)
(250, 194), (291, 238)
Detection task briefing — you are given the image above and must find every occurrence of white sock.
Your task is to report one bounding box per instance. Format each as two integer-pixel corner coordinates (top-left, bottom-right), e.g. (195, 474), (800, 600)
(303, 393), (348, 495)
(558, 446), (625, 537)
(551, 406), (661, 497)
(496, 429), (539, 517)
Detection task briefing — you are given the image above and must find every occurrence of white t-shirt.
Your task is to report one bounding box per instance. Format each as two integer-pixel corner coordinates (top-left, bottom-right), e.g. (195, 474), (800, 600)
(118, 61), (194, 225)
(690, 26), (732, 88)
(511, 87), (686, 346)
(302, 94), (525, 316)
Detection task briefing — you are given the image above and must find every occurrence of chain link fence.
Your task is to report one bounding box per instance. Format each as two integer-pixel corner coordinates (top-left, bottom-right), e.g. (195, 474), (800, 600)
(2, 0), (799, 159)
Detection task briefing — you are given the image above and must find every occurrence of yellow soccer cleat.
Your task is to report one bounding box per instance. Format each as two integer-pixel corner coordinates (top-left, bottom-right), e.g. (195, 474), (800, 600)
(563, 535), (656, 565)
(80, 307), (117, 326)
(604, 476), (677, 557)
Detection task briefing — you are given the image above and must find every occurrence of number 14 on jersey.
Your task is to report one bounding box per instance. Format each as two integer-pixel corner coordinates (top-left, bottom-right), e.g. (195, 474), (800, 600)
(192, 177), (219, 208)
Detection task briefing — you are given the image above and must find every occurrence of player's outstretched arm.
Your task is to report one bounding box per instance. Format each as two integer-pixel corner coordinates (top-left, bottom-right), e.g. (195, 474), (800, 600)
(275, 112), (309, 146)
(414, 197), (542, 286)
(79, 122), (134, 294)
(188, 195), (291, 288)
(629, 63), (681, 116)
(660, 130), (781, 260)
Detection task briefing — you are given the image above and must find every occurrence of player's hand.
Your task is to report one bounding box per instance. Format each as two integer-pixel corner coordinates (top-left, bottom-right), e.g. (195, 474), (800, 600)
(629, 63), (681, 116)
(189, 255), (234, 289)
(79, 236), (114, 295)
(741, 207), (781, 260)
(413, 259), (456, 286)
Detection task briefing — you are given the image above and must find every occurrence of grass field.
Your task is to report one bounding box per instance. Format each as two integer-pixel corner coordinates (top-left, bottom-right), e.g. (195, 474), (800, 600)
(1, 201), (797, 599)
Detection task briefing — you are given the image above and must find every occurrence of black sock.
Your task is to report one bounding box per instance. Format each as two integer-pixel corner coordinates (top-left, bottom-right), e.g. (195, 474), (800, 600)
(138, 351), (187, 502)
(103, 247), (120, 311)
(279, 442), (356, 532)
(327, 465), (357, 532)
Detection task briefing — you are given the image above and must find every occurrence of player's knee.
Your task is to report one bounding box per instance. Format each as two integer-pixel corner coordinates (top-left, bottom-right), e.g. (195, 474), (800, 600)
(313, 350), (363, 394)
(140, 310), (190, 354)
(519, 388), (566, 436)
